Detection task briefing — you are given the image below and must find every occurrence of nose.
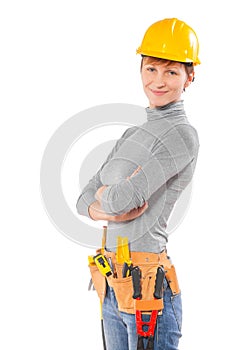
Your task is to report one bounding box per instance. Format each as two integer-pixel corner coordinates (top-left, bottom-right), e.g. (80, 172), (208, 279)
(151, 73), (166, 88)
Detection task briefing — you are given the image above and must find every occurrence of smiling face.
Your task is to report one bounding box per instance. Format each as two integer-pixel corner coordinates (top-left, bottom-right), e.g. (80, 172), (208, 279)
(141, 57), (194, 108)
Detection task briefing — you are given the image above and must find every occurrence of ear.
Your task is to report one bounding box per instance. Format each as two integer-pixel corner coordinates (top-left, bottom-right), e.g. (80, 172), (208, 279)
(184, 72), (195, 88)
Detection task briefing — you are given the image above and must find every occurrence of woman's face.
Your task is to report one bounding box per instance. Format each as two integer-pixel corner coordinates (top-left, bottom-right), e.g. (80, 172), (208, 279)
(141, 57), (193, 108)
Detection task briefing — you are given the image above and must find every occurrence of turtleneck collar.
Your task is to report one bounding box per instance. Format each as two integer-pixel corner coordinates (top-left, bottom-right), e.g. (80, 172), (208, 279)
(146, 100), (186, 121)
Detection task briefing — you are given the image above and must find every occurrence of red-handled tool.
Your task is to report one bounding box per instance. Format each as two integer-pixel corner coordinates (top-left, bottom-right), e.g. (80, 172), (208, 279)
(132, 266), (165, 350)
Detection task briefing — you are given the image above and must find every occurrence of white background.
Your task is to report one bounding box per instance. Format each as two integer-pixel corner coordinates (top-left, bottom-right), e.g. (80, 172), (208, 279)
(1, 1), (232, 349)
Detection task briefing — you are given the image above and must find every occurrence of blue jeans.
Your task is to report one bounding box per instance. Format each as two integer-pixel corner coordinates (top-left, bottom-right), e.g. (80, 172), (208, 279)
(102, 277), (182, 350)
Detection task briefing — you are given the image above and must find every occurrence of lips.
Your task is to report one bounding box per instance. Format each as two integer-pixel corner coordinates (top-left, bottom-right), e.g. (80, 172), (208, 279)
(150, 89), (168, 96)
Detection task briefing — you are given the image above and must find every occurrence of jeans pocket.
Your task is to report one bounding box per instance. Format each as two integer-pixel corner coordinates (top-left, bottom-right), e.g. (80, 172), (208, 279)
(170, 293), (182, 332)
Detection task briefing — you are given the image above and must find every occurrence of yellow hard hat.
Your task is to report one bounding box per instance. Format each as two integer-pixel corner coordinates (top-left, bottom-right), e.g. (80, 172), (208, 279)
(137, 18), (201, 65)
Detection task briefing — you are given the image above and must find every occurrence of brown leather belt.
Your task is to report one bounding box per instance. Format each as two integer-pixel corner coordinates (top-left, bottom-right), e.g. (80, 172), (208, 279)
(105, 249), (172, 268)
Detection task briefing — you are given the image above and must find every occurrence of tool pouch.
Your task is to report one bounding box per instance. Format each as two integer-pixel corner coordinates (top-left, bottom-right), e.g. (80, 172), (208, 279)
(107, 252), (180, 313)
(88, 264), (106, 303)
(165, 264), (180, 295)
(108, 273), (134, 312)
(108, 263), (163, 314)
(88, 250), (180, 313)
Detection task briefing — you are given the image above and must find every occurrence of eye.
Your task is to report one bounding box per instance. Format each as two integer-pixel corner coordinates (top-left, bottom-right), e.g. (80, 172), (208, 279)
(168, 70), (177, 75)
(146, 67), (156, 72)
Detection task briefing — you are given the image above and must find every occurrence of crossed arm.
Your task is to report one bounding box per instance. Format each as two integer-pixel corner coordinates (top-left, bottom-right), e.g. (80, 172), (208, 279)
(88, 166), (148, 222)
(77, 125), (198, 222)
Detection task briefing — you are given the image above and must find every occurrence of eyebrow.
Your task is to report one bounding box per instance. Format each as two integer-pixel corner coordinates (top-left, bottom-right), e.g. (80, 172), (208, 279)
(165, 66), (179, 70)
(144, 63), (180, 69)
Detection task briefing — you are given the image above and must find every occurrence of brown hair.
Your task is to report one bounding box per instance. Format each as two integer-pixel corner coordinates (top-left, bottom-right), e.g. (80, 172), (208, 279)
(140, 55), (194, 78)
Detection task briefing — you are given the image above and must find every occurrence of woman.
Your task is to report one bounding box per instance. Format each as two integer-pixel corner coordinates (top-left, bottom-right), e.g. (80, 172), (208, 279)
(77, 18), (200, 350)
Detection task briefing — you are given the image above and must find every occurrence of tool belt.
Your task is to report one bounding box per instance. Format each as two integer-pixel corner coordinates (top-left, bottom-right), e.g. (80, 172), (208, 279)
(88, 249), (180, 314)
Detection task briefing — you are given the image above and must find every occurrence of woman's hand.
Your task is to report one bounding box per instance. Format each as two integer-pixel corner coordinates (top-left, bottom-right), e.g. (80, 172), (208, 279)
(90, 165), (147, 222)
(88, 200), (148, 222)
(95, 166), (142, 202)
(95, 185), (108, 202)
(126, 165), (142, 179)
(112, 201), (148, 222)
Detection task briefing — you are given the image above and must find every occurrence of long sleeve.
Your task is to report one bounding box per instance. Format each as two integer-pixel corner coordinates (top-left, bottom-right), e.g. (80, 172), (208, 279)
(100, 124), (199, 215)
(76, 126), (137, 218)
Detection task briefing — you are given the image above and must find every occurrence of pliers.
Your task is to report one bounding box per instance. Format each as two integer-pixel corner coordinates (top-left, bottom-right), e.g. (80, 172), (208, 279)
(132, 266), (165, 350)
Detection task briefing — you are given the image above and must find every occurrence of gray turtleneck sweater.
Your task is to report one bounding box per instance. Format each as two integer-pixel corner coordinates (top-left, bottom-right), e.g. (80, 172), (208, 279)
(76, 101), (199, 253)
